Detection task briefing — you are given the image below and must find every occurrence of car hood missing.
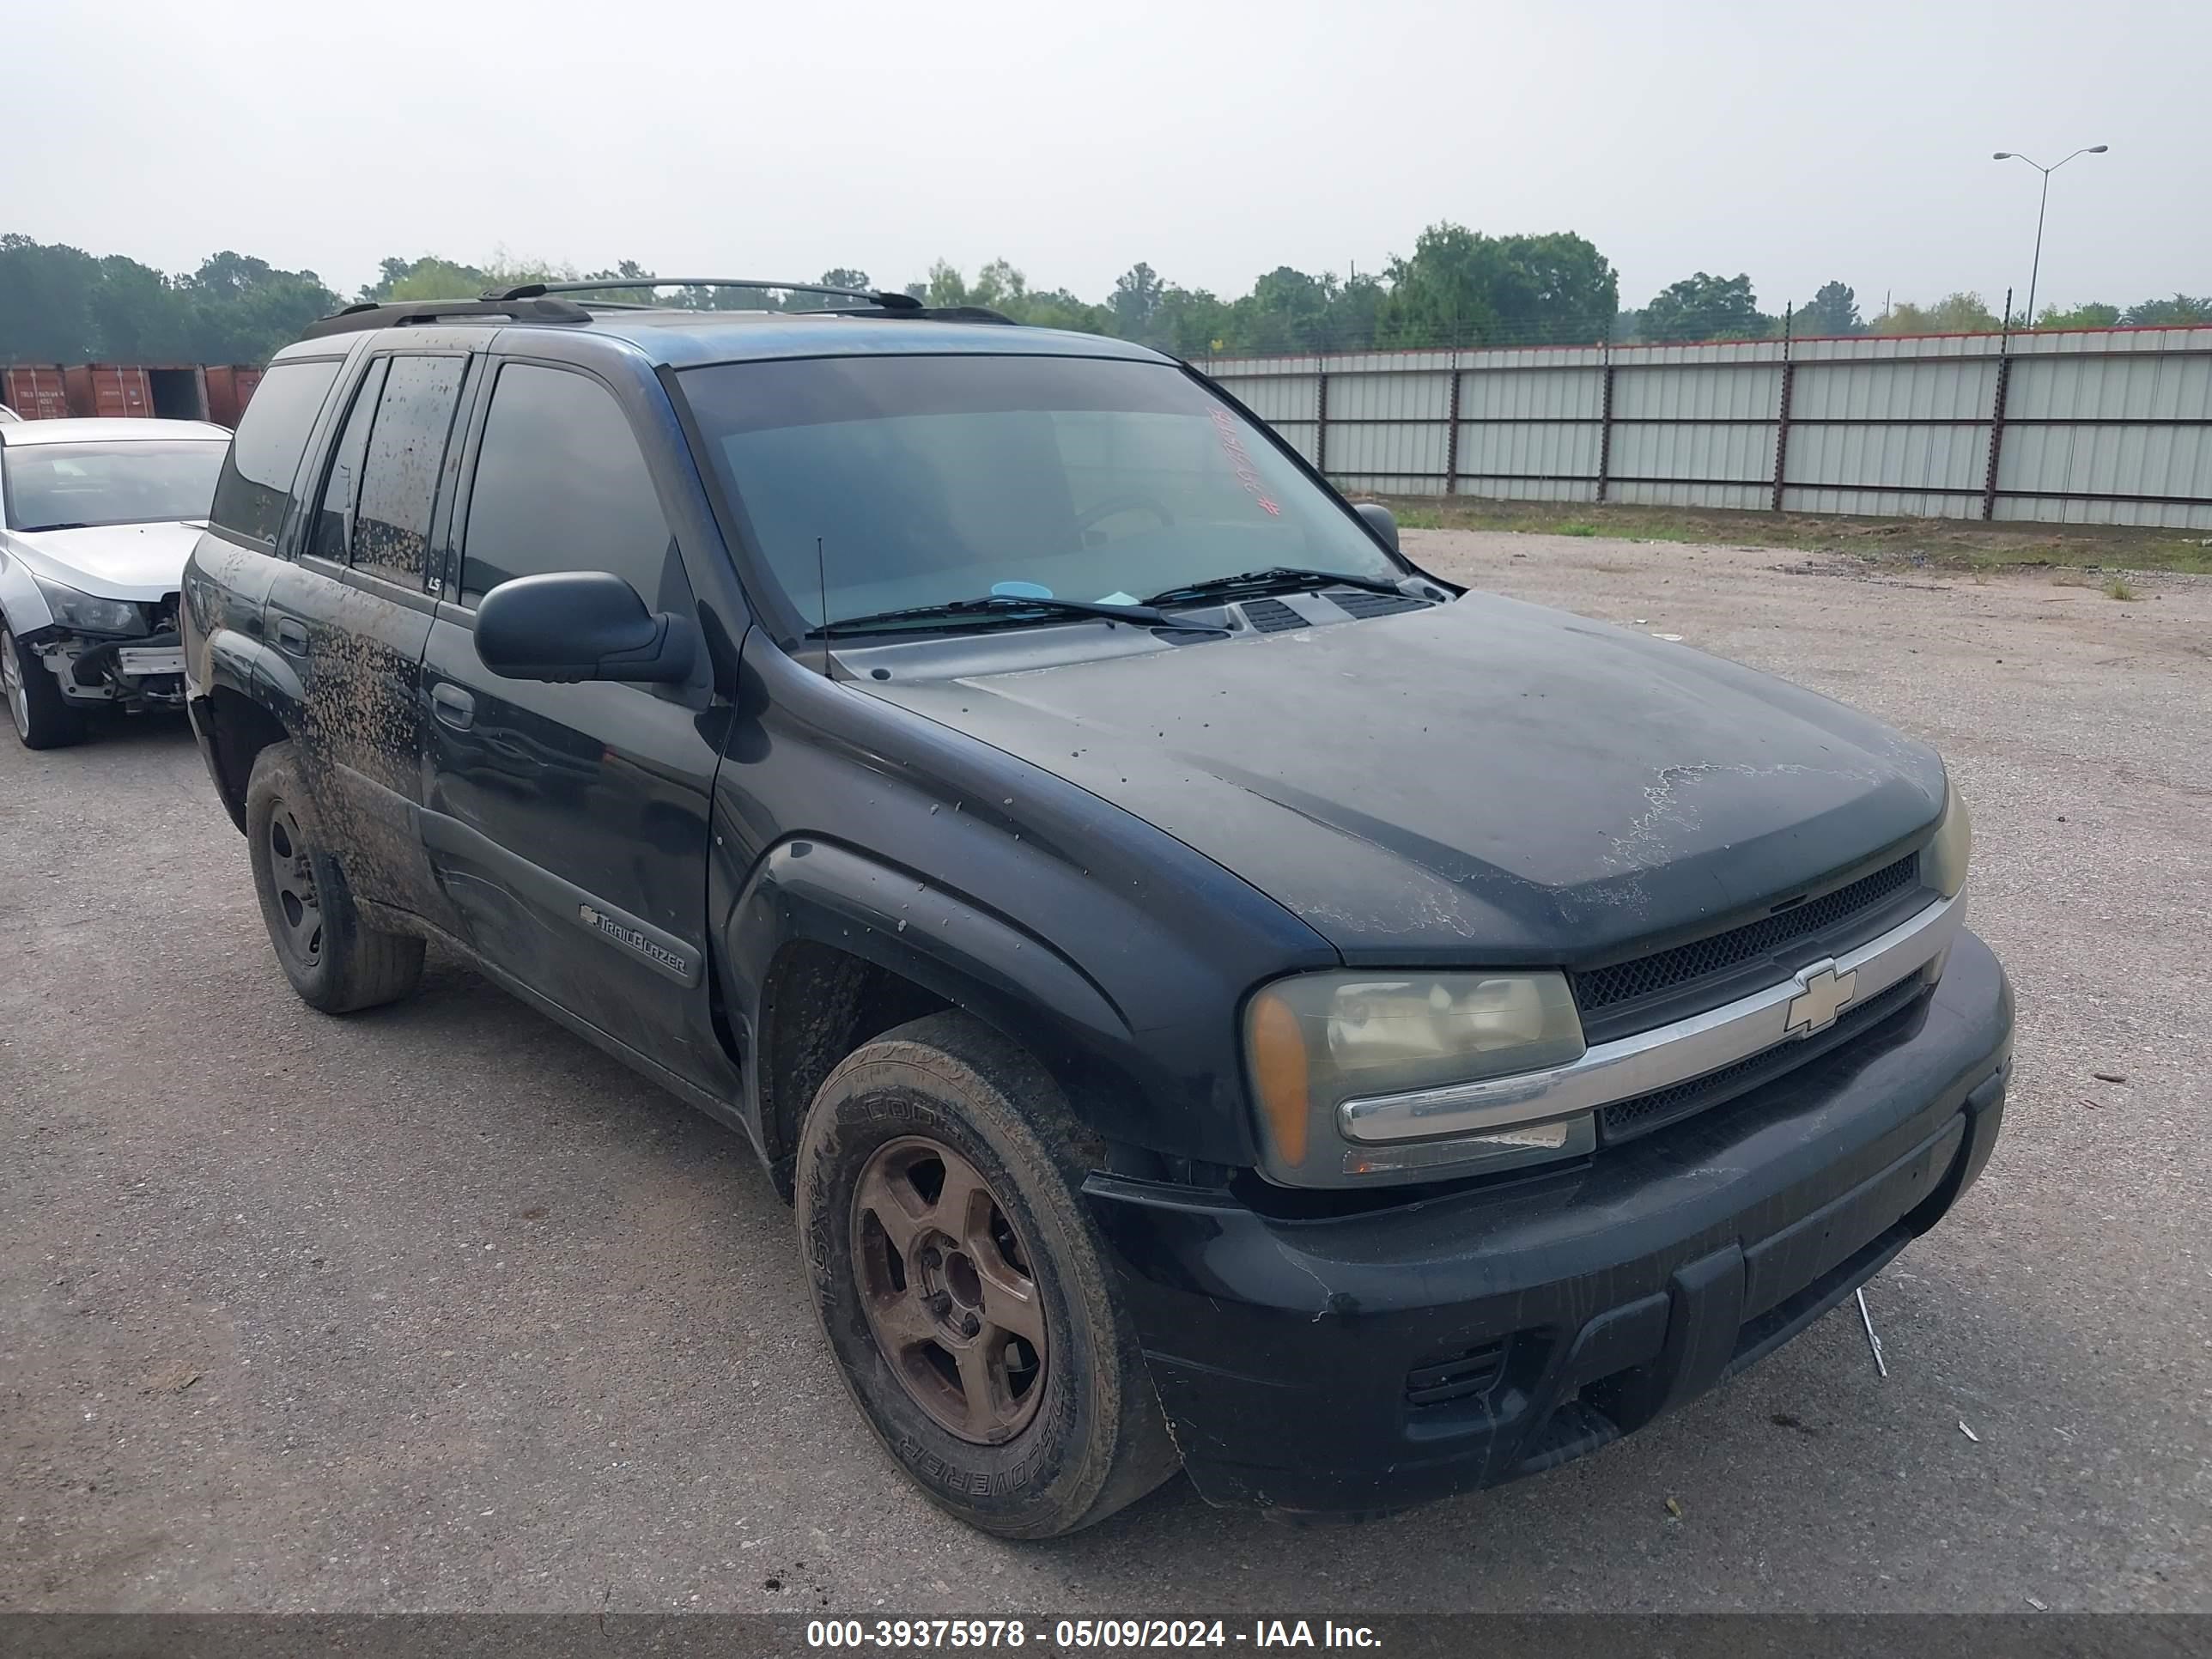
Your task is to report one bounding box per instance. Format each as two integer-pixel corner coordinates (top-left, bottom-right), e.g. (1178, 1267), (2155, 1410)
(864, 593), (1947, 963)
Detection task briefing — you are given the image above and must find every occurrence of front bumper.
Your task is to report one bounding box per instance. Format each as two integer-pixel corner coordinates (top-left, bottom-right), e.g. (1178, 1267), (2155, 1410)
(1086, 928), (2014, 1515)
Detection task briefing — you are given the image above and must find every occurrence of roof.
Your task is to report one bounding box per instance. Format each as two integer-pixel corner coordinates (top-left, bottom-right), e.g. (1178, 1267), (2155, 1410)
(0, 417), (232, 447)
(274, 303), (1170, 372)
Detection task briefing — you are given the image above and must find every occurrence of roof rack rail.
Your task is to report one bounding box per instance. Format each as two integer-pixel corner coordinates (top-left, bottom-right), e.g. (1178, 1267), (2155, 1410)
(486, 277), (924, 312)
(299, 296), (593, 340)
(866, 304), (1017, 326)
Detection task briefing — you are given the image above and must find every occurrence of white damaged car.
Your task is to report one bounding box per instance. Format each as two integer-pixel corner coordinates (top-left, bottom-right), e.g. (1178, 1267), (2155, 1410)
(0, 417), (231, 749)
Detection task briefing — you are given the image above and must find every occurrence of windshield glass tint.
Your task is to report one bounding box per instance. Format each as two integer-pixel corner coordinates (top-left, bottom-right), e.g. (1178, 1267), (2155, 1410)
(680, 355), (1398, 628)
(2, 441), (228, 532)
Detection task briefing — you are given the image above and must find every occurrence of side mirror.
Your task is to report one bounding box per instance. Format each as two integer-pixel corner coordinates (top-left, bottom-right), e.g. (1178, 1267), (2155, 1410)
(1354, 501), (1400, 552)
(474, 571), (697, 685)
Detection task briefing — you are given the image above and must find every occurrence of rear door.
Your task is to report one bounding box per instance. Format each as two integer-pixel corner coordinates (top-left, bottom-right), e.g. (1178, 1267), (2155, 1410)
(263, 344), (475, 918)
(418, 356), (723, 1075)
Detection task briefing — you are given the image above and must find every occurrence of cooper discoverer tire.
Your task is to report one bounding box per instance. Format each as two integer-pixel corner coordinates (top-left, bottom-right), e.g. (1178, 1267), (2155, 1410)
(797, 1011), (1180, 1538)
(245, 740), (424, 1013)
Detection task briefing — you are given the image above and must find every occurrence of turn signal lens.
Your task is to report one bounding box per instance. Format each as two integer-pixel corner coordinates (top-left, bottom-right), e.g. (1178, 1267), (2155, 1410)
(1247, 988), (1310, 1169)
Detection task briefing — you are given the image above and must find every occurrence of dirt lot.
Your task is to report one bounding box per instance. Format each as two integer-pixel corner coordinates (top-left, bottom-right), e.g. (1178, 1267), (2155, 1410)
(3, 531), (2208, 1614)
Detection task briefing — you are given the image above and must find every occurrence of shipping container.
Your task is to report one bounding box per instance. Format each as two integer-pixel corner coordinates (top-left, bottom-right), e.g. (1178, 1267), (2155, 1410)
(201, 364), (264, 428)
(59, 364), (209, 421)
(2, 365), (72, 420)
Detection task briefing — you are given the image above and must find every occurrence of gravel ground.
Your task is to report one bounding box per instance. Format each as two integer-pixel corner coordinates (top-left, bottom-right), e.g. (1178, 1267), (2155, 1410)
(3, 530), (2207, 1614)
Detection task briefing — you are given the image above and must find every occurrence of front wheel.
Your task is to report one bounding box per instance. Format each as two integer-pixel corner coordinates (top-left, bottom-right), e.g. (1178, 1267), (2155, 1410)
(245, 740), (424, 1013)
(3, 624), (88, 750)
(797, 1012), (1180, 1538)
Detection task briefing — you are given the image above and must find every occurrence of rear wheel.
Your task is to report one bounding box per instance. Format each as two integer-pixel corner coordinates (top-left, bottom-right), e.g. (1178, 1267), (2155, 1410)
(797, 1012), (1180, 1538)
(245, 741), (423, 1012)
(2, 623), (88, 750)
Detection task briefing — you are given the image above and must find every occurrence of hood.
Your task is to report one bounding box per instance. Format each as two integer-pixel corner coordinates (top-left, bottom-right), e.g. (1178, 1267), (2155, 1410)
(7, 520), (202, 600)
(866, 593), (1946, 963)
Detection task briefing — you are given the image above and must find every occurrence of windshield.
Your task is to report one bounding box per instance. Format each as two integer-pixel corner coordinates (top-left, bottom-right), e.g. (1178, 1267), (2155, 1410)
(680, 355), (1401, 629)
(1, 440), (228, 532)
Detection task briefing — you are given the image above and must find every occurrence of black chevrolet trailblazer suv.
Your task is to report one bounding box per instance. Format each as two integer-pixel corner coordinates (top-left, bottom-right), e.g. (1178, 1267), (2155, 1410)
(181, 279), (2013, 1538)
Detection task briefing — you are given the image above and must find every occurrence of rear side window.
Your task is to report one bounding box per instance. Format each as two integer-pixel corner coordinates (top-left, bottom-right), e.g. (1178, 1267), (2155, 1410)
(209, 358), (341, 546)
(311, 359), (389, 562)
(351, 356), (467, 588)
(459, 364), (684, 608)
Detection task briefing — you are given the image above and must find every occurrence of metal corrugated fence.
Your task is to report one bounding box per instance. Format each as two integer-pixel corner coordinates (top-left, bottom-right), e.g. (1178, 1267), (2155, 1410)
(1200, 326), (2212, 530)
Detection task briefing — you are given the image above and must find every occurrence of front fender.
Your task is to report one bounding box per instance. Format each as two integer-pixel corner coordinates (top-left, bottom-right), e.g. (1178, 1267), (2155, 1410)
(0, 546), (58, 635)
(731, 836), (1134, 1065)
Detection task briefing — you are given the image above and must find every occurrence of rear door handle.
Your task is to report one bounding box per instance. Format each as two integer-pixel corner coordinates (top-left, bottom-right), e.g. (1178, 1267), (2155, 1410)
(273, 617), (309, 653)
(431, 684), (475, 731)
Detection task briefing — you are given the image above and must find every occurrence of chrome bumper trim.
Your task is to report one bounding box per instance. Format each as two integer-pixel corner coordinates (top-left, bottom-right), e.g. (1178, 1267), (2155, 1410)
(1338, 892), (1965, 1145)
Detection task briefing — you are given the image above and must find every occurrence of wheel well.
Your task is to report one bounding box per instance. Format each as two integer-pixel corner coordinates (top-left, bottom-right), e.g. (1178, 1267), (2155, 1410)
(757, 939), (952, 1200)
(203, 686), (290, 835)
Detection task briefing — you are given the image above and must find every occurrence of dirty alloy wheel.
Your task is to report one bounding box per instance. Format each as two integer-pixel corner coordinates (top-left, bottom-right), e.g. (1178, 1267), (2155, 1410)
(851, 1136), (1050, 1445)
(244, 740), (424, 1014)
(798, 1012), (1181, 1539)
(2, 623), (88, 750)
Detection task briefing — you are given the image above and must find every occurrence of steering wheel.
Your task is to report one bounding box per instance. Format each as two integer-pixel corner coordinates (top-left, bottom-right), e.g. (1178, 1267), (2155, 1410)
(1074, 495), (1176, 541)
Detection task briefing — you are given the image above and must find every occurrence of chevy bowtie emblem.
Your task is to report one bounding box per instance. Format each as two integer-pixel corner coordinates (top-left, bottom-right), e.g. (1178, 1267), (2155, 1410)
(1785, 959), (1857, 1036)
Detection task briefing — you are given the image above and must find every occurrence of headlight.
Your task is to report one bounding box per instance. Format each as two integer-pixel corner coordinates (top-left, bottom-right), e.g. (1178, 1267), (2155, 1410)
(1923, 783), (1971, 898)
(1244, 971), (1589, 1187)
(33, 574), (146, 636)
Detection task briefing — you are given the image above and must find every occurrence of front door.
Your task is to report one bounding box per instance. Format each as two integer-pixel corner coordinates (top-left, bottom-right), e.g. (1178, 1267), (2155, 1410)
(263, 349), (470, 919)
(418, 359), (722, 1077)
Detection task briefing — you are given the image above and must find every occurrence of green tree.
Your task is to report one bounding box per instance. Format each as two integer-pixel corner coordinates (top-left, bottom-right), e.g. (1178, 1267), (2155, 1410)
(1802, 281), (1863, 337)
(1376, 225), (1616, 348)
(359, 255), (487, 302)
(2034, 301), (2121, 330)
(1231, 266), (1335, 353)
(0, 235), (106, 361)
(90, 253), (191, 362)
(1151, 285), (1233, 356)
(969, 259), (1028, 309)
(1109, 263), (1165, 336)
(1, 236), (335, 365)
(179, 252), (335, 362)
(2121, 294), (2212, 325)
(1322, 273), (1386, 352)
(1640, 272), (1765, 342)
(924, 260), (969, 308)
(1870, 291), (2002, 335)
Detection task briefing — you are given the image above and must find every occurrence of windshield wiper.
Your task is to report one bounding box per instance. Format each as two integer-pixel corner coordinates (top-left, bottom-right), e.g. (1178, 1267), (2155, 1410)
(1142, 566), (1413, 606)
(811, 594), (1227, 638)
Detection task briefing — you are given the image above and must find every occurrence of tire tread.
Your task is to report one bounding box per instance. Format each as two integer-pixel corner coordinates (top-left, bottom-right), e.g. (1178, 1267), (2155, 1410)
(245, 741), (424, 1013)
(799, 1011), (1180, 1538)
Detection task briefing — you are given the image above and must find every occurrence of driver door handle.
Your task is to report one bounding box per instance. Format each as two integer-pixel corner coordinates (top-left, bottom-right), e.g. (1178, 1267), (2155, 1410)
(431, 684), (475, 731)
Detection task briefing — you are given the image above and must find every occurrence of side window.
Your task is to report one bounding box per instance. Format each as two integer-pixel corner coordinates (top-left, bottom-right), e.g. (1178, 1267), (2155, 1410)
(461, 364), (684, 608)
(310, 359), (388, 562)
(209, 358), (341, 547)
(351, 356), (466, 587)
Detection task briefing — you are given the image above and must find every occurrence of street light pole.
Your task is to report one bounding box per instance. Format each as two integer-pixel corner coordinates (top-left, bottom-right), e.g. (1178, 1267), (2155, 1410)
(1993, 146), (2110, 329)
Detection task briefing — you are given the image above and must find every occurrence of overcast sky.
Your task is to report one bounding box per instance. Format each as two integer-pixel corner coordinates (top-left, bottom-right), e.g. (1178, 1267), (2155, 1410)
(13, 0), (2207, 314)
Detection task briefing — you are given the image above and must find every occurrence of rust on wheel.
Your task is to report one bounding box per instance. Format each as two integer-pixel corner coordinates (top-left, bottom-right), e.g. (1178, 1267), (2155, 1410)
(851, 1135), (1048, 1445)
